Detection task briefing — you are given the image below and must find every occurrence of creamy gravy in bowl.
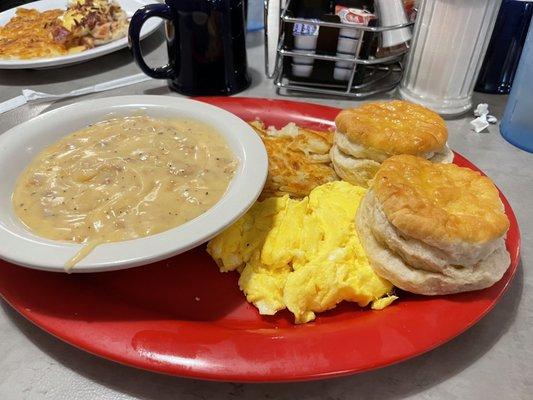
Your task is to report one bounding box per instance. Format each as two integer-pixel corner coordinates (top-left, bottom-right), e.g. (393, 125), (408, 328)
(0, 95), (268, 272)
(12, 116), (237, 269)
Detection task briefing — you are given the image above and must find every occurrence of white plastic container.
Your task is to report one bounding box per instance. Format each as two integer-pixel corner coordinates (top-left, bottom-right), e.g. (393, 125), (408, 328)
(339, 27), (360, 39)
(334, 67), (352, 81)
(335, 6), (375, 39)
(292, 63), (313, 77)
(335, 52), (355, 68)
(294, 35), (318, 50)
(293, 21), (319, 50)
(292, 50), (315, 65)
(399, 0), (501, 115)
(337, 37), (358, 54)
(374, 0), (412, 48)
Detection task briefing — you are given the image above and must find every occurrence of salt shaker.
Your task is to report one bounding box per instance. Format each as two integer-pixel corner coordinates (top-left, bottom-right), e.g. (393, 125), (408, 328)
(399, 0), (501, 115)
(500, 21), (533, 153)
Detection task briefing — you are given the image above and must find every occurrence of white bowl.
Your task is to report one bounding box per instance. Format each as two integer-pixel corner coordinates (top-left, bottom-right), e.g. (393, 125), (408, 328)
(0, 96), (268, 273)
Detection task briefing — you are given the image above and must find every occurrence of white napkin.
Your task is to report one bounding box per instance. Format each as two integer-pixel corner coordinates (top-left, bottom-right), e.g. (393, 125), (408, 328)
(470, 103), (498, 133)
(0, 73), (151, 115)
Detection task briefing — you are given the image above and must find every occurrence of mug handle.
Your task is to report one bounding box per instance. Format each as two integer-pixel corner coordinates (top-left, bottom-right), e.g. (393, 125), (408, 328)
(128, 4), (174, 79)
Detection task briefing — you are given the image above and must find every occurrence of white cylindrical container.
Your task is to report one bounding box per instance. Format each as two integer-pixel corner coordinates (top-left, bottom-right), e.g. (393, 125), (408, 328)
(292, 50), (316, 65)
(337, 37), (358, 53)
(292, 63), (313, 78)
(334, 67), (352, 81)
(374, 0), (412, 48)
(399, 0), (501, 115)
(335, 52), (355, 68)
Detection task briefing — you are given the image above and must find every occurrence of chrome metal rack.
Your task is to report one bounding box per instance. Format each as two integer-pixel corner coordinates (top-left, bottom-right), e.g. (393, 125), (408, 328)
(264, 0), (414, 98)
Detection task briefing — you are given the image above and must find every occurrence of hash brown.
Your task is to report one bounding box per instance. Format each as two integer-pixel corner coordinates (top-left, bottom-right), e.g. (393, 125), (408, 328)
(249, 120), (338, 199)
(0, 1), (128, 60)
(0, 8), (67, 59)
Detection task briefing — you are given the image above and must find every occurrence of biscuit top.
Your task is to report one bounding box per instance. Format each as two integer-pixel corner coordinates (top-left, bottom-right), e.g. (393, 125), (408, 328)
(372, 155), (510, 244)
(335, 101), (448, 156)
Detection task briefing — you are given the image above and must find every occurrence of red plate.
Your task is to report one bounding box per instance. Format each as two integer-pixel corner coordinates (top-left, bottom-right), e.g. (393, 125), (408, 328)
(0, 97), (520, 382)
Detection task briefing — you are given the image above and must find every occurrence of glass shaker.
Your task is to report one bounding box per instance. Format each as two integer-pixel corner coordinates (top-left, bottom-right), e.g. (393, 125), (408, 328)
(399, 0), (501, 115)
(500, 21), (533, 153)
(476, 0), (533, 94)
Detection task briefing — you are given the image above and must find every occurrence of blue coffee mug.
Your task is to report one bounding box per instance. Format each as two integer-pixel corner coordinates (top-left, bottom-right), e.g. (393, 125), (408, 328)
(129, 0), (251, 96)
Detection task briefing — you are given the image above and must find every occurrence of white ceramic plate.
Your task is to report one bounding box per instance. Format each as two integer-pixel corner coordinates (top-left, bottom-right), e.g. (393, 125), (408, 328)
(0, 96), (268, 273)
(0, 0), (161, 69)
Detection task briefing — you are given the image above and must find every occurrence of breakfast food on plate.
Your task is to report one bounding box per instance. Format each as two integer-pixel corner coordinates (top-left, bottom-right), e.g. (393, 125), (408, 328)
(56, 0), (128, 49)
(0, 0), (128, 60)
(0, 8), (66, 59)
(208, 181), (397, 324)
(13, 115), (237, 269)
(249, 120), (338, 199)
(331, 100), (454, 187)
(356, 155), (511, 295)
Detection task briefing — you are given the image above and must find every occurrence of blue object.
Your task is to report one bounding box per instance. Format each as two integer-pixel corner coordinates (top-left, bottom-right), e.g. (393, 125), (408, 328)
(246, 0), (264, 31)
(476, 0), (533, 94)
(500, 21), (533, 153)
(129, 0), (250, 96)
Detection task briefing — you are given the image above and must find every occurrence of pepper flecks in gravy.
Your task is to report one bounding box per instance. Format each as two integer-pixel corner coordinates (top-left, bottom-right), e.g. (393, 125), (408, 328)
(12, 115), (237, 269)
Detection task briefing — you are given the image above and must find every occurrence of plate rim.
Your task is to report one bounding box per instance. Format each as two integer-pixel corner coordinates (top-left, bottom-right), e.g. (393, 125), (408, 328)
(0, 97), (521, 382)
(0, 0), (160, 69)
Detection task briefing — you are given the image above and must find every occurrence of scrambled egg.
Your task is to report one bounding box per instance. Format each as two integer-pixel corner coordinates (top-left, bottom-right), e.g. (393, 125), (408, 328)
(207, 181), (397, 323)
(61, 0), (103, 31)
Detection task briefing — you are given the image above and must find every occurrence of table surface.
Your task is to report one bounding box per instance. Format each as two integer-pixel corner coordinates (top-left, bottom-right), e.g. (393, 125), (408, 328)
(0, 29), (531, 400)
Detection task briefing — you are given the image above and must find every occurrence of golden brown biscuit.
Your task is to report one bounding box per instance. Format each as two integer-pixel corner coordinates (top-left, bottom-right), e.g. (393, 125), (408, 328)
(330, 145), (380, 188)
(373, 155), (510, 246)
(249, 121), (338, 199)
(335, 100), (448, 156)
(356, 155), (511, 295)
(356, 190), (510, 295)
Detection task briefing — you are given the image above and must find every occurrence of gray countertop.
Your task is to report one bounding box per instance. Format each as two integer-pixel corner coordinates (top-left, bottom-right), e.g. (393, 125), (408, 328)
(0, 29), (531, 400)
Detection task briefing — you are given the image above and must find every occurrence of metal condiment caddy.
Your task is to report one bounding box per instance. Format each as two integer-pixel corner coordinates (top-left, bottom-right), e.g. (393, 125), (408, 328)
(264, 0), (414, 98)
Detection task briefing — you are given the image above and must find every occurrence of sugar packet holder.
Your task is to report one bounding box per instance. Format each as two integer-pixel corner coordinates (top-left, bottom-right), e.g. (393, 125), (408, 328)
(267, 0), (412, 98)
